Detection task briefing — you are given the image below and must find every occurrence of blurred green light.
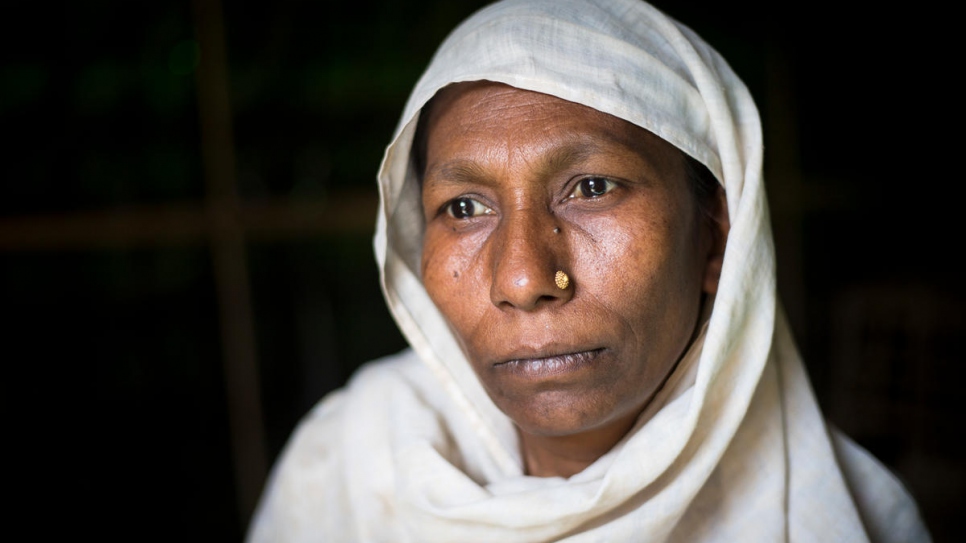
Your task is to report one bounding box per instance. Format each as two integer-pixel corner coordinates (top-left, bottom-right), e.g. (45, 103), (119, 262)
(169, 39), (201, 76)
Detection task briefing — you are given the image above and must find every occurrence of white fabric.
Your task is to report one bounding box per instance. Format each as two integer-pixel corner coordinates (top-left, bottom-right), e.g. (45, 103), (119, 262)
(247, 1), (931, 541)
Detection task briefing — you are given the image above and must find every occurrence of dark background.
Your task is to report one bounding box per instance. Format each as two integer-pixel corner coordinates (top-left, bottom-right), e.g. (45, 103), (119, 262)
(5, 0), (960, 540)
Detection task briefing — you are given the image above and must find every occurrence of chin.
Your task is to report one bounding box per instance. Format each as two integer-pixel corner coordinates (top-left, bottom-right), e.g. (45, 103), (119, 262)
(497, 387), (640, 438)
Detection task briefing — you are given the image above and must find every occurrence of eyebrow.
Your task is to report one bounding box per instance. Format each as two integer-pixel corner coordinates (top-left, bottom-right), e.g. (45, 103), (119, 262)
(537, 143), (597, 179)
(428, 160), (491, 188)
(425, 140), (606, 189)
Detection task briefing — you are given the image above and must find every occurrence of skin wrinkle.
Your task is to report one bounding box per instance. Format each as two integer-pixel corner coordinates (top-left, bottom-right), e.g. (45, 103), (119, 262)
(419, 81), (728, 478)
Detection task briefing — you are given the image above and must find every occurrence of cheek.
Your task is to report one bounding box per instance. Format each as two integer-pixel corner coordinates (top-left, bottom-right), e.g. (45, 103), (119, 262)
(572, 209), (702, 328)
(573, 211), (670, 280)
(421, 230), (487, 333)
(421, 232), (459, 305)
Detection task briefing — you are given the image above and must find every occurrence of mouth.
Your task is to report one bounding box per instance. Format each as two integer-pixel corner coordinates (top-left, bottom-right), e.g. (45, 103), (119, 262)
(494, 348), (605, 379)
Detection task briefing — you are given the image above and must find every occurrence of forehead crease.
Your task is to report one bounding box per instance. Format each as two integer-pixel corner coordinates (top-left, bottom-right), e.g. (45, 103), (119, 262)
(424, 87), (676, 183)
(430, 139), (607, 186)
(426, 132), (662, 190)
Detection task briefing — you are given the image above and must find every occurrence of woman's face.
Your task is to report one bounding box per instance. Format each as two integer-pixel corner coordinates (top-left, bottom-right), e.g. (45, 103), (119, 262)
(420, 81), (722, 439)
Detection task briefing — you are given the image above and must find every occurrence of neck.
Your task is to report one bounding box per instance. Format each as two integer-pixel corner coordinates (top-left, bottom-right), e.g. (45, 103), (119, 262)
(519, 409), (641, 478)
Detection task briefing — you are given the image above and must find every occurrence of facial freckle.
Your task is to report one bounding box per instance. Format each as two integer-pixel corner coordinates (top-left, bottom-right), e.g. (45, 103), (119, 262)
(453, 270), (459, 279)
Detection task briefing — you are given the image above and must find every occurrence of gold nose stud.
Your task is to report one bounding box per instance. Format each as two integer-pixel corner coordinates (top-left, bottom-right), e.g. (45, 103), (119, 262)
(555, 270), (570, 290)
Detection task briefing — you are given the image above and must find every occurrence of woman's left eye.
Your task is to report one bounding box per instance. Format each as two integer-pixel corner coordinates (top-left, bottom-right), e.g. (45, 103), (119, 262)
(569, 177), (616, 199)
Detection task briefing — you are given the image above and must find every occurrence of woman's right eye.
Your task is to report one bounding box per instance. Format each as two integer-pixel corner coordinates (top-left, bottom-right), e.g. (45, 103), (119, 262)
(446, 197), (494, 219)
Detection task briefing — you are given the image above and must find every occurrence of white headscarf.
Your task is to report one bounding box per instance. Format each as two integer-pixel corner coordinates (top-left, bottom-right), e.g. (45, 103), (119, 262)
(247, 1), (931, 541)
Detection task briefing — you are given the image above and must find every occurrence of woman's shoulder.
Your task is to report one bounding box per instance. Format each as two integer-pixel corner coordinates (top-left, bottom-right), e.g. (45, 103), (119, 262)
(291, 347), (430, 432)
(277, 348), (425, 460)
(344, 347), (430, 393)
(829, 427), (933, 543)
(246, 348), (425, 543)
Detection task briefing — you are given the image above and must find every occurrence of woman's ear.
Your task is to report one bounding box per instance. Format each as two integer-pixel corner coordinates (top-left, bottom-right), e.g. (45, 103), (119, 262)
(702, 185), (729, 295)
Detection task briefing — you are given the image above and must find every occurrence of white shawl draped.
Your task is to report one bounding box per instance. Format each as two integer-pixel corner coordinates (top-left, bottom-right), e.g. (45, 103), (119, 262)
(247, 1), (930, 541)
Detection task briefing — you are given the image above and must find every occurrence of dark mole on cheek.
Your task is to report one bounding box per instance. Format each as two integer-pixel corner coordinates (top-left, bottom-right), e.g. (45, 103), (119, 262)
(453, 270), (459, 279)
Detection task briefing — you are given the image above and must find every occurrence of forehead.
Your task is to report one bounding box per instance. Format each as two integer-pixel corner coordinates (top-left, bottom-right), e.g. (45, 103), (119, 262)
(419, 81), (683, 172)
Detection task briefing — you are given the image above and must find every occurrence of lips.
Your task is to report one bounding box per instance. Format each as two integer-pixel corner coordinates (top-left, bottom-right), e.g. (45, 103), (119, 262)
(494, 348), (605, 379)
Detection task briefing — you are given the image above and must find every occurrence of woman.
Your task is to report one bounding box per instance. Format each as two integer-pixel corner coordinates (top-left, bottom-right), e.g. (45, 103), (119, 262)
(247, 0), (931, 541)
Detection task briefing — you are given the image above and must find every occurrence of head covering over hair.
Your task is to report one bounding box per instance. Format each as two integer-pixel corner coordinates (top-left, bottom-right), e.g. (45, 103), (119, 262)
(247, 1), (931, 541)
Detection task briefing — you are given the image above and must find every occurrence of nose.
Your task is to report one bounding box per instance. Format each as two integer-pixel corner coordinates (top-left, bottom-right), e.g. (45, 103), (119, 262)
(489, 208), (573, 311)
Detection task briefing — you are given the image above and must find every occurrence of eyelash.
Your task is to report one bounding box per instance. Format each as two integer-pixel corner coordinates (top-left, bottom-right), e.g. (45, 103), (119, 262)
(444, 197), (495, 219)
(568, 177), (617, 199)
